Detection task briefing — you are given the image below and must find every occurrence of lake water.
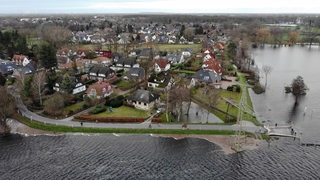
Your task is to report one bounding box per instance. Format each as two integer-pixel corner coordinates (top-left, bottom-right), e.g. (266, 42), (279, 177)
(252, 45), (320, 143)
(1, 134), (320, 179)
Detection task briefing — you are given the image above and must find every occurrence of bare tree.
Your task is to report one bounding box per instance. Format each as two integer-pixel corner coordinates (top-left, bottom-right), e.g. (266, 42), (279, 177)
(262, 65), (272, 90)
(31, 71), (46, 106)
(44, 93), (65, 116)
(206, 89), (221, 123)
(169, 82), (190, 122)
(256, 28), (270, 47)
(0, 87), (15, 135)
(37, 24), (72, 47)
(288, 32), (299, 45)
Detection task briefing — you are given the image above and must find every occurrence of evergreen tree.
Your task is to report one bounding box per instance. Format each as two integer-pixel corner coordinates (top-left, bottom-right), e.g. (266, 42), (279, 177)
(60, 74), (76, 94)
(0, 73), (6, 86)
(39, 42), (57, 69)
(45, 70), (57, 94)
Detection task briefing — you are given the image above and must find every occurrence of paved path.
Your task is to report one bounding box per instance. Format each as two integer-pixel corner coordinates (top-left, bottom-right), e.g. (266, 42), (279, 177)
(10, 86), (266, 134)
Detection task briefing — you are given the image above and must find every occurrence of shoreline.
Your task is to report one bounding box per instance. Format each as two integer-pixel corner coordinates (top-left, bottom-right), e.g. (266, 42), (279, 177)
(153, 134), (261, 154)
(6, 119), (262, 154)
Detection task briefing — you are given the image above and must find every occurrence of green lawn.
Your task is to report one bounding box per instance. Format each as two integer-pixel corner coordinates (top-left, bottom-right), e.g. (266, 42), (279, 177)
(157, 44), (202, 52)
(95, 106), (149, 118)
(63, 101), (84, 114)
(178, 70), (196, 74)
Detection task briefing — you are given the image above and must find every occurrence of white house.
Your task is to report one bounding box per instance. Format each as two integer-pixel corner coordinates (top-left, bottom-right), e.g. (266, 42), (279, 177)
(126, 89), (159, 110)
(154, 59), (170, 74)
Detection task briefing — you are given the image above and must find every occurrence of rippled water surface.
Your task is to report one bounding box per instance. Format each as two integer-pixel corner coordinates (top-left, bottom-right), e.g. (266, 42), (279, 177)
(253, 46), (320, 143)
(1, 134), (319, 179)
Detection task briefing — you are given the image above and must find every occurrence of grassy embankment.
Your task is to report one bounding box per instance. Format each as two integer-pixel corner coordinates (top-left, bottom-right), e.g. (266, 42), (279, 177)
(12, 114), (237, 135)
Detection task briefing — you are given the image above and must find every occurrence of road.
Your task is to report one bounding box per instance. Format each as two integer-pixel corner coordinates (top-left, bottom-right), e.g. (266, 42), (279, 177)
(10, 86), (266, 134)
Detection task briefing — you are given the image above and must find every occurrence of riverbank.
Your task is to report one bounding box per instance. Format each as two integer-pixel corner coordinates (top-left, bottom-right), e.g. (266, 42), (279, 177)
(6, 119), (262, 154)
(7, 119), (61, 135)
(154, 134), (261, 154)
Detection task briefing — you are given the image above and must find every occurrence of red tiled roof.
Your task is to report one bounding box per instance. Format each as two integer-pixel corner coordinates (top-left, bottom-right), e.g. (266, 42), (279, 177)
(214, 42), (225, 50)
(203, 58), (222, 74)
(92, 56), (109, 62)
(155, 59), (169, 69)
(85, 81), (112, 96)
(12, 54), (27, 61)
(58, 59), (88, 69)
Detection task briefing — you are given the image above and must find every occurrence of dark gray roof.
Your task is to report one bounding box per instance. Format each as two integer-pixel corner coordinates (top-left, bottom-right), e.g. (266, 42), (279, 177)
(127, 67), (145, 79)
(21, 64), (36, 74)
(0, 60), (17, 75)
(192, 69), (219, 83)
(56, 75), (77, 84)
(148, 72), (172, 87)
(89, 66), (99, 74)
(127, 89), (159, 103)
(98, 66), (114, 75)
(89, 66), (114, 76)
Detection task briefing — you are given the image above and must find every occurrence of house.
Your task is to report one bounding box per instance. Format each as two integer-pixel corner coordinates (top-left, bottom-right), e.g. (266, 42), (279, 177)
(148, 72), (175, 90)
(202, 58), (223, 76)
(85, 81), (113, 99)
(11, 55), (30, 66)
(95, 50), (112, 58)
(88, 66), (115, 81)
(126, 89), (159, 110)
(137, 48), (153, 61)
(128, 49), (142, 58)
(115, 58), (138, 69)
(154, 59), (170, 73)
(166, 53), (184, 65)
(0, 60), (17, 75)
(190, 69), (221, 88)
(203, 49), (216, 62)
(58, 59), (88, 72)
(123, 67), (145, 82)
(182, 48), (192, 57)
(90, 57), (113, 66)
(53, 76), (86, 95)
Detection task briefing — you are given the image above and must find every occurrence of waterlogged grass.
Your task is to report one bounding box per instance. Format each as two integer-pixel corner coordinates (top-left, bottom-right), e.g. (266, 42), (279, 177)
(192, 72), (261, 126)
(13, 114), (236, 135)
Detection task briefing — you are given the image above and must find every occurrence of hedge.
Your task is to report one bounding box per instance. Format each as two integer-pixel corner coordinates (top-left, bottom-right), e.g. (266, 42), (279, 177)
(74, 115), (162, 123)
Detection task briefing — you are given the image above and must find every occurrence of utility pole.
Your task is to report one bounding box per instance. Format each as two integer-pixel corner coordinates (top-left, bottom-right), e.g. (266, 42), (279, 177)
(232, 86), (247, 152)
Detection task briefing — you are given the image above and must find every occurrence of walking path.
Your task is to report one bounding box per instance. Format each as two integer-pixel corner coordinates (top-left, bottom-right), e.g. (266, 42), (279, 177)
(10, 86), (266, 134)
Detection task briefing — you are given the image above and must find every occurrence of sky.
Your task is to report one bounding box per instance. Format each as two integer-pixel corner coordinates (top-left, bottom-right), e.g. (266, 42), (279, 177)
(2, 0), (320, 14)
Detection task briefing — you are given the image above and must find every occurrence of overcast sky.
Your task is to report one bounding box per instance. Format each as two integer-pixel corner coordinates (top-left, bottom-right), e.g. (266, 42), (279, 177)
(2, 0), (320, 14)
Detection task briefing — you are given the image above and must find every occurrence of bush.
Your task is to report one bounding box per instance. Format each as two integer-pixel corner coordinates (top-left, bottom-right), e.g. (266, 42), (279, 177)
(105, 95), (124, 108)
(234, 85), (241, 92)
(91, 105), (107, 114)
(247, 79), (256, 85)
(253, 83), (265, 94)
(226, 86), (234, 91)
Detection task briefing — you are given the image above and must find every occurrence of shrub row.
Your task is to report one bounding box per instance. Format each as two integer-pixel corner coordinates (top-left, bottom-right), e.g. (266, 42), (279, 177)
(75, 115), (144, 123)
(74, 115), (162, 123)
